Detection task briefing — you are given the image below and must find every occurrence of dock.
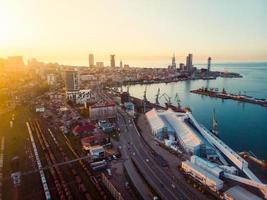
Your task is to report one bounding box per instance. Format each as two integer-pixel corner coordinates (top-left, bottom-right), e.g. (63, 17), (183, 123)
(191, 88), (267, 107)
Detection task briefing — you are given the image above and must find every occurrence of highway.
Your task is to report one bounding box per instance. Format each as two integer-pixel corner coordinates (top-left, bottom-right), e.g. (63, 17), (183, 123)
(116, 108), (209, 200)
(99, 90), (211, 200)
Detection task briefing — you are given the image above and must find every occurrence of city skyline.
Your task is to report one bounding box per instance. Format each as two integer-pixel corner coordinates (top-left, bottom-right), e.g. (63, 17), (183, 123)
(1, 0), (267, 66)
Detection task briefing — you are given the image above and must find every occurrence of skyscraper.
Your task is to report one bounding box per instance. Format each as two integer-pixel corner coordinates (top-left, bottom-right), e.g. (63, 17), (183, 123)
(89, 54), (94, 67)
(120, 60), (123, 68)
(207, 57), (211, 72)
(65, 70), (80, 91)
(186, 53), (193, 72)
(110, 54), (115, 68)
(171, 53), (176, 69)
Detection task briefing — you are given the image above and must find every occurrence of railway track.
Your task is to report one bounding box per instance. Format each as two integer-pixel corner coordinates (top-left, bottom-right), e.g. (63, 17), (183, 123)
(30, 120), (93, 200)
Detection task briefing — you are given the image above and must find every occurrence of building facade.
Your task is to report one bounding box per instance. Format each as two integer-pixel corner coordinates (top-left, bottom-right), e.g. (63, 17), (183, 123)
(89, 54), (94, 67)
(110, 54), (115, 68)
(65, 70), (80, 91)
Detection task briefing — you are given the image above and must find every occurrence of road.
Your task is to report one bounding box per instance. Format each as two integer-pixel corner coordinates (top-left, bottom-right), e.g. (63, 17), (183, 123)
(117, 108), (210, 200)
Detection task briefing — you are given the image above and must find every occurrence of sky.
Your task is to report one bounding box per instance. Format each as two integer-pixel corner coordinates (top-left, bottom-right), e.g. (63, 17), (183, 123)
(0, 0), (267, 67)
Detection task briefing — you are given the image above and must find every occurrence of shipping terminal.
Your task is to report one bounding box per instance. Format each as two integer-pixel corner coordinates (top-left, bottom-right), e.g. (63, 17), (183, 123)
(111, 86), (267, 200)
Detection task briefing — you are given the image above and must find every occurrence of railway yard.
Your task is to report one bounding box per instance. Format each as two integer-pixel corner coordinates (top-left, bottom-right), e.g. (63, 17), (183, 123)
(0, 104), (114, 200)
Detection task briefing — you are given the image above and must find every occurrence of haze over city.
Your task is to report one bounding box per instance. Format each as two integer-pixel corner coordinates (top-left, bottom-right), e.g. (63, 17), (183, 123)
(1, 0), (267, 66)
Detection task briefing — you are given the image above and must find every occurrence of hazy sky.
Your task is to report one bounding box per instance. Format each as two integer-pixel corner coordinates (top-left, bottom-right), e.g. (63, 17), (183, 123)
(0, 0), (267, 66)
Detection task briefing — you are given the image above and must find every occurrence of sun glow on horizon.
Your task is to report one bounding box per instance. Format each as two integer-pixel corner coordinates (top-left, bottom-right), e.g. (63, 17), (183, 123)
(0, 0), (267, 65)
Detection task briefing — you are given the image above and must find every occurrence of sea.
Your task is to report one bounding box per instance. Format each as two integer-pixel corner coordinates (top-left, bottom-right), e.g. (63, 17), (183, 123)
(123, 62), (267, 161)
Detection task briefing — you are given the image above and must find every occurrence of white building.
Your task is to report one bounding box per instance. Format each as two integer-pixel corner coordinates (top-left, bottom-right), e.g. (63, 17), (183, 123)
(224, 185), (263, 200)
(181, 160), (224, 192)
(146, 108), (217, 158)
(66, 89), (93, 104)
(190, 155), (223, 178)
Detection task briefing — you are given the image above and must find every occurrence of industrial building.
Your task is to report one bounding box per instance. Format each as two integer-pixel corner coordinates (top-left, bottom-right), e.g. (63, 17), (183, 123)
(224, 185), (263, 200)
(146, 108), (218, 159)
(181, 160), (224, 192)
(146, 108), (267, 198)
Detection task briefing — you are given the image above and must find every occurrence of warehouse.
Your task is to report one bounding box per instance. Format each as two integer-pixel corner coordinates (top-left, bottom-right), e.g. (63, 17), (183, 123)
(181, 160), (224, 192)
(224, 185), (263, 200)
(146, 108), (217, 158)
(190, 155), (223, 178)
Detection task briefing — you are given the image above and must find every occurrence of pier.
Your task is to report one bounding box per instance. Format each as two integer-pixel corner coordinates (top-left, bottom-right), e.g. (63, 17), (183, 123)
(191, 88), (267, 107)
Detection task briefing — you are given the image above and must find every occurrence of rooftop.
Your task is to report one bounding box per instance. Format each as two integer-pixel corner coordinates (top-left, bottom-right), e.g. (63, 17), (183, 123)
(225, 185), (262, 200)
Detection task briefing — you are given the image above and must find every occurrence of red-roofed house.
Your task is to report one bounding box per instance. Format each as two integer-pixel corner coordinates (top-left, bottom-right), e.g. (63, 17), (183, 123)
(81, 132), (109, 150)
(72, 123), (96, 136)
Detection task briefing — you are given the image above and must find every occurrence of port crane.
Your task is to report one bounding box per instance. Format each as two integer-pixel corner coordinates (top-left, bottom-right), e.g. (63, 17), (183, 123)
(155, 88), (160, 105)
(143, 86), (147, 112)
(211, 108), (219, 136)
(174, 93), (181, 109)
(159, 93), (172, 107)
(155, 91), (182, 109)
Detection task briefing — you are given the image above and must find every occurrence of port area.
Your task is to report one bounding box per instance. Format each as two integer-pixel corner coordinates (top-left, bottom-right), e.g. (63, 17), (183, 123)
(191, 88), (267, 107)
(113, 70), (242, 86)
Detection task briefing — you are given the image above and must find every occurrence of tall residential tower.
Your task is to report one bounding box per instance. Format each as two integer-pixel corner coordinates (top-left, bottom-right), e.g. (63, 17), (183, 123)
(65, 70), (80, 91)
(171, 53), (176, 69)
(89, 54), (94, 67)
(110, 54), (115, 68)
(186, 53), (193, 72)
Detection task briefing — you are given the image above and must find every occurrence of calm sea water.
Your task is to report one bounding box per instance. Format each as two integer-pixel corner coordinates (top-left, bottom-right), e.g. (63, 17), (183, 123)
(123, 62), (267, 160)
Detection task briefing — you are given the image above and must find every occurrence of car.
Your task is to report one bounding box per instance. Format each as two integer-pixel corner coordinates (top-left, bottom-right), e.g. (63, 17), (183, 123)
(125, 181), (129, 189)
(145, 158), (149, 162)
(106, 168), (112, 177)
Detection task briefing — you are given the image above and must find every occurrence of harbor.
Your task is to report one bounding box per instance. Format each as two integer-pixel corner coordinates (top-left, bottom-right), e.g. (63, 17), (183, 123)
(110, 87), (267, 199)
(191, 88), (267, 107)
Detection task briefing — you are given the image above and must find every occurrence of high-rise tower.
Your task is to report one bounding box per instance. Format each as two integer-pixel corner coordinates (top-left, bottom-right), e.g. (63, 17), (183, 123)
(186, 53), (193, 72)
(89, 54), (94, 67)
(172, 53), (176, 69)
(110, 54), (115, 68)
(65, 70), (80, 91)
